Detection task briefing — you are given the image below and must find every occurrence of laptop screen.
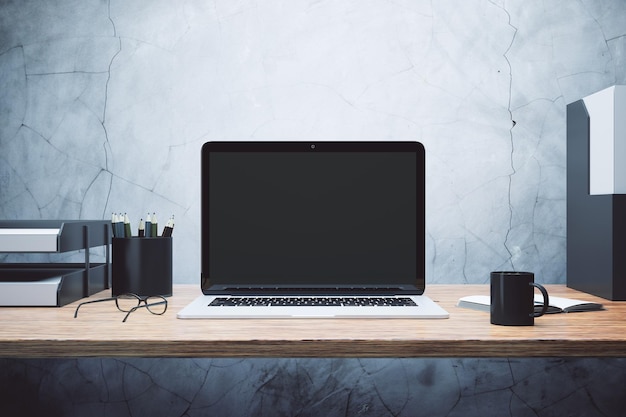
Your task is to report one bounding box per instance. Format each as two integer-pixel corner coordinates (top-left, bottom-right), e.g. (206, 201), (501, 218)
(201, 142), (425, 294)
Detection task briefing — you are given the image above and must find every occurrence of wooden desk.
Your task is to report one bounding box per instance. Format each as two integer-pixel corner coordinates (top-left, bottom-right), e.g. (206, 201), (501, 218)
(0, 285), (622, 358)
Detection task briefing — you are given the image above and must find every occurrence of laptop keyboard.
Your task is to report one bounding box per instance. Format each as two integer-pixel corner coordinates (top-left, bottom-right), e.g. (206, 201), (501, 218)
(209, 296), (417, 307)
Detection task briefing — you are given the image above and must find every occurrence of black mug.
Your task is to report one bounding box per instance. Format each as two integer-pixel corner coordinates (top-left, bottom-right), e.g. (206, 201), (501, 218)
(490, 271), (549, 326)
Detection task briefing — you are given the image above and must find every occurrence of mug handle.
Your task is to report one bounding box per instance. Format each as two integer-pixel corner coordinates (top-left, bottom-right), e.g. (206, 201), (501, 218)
(530, 282), (549, 317)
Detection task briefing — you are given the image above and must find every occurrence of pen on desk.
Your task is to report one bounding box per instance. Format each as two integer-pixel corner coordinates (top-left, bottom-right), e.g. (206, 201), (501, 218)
(151, 212), (158, 237)
(145, 213), (152, 238)
(124, 213), (132, 238)
(138, 218), (145, 237)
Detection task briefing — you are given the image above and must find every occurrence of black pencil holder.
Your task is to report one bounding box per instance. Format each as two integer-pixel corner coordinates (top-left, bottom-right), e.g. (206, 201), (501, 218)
(112, 237), (172, 297)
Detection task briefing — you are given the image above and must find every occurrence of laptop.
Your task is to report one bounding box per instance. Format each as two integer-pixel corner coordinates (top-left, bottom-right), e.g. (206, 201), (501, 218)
(177, 141), (449, 319)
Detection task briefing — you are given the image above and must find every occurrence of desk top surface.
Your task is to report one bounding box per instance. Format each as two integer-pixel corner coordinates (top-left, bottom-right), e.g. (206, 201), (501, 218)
(0, 284), (623, 358)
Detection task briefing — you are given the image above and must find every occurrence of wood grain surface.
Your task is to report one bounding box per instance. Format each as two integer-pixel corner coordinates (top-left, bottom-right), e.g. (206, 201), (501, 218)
(0, 285), (622, 358)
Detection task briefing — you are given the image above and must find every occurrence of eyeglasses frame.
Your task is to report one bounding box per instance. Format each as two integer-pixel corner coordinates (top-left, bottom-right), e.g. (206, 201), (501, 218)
(73, 293), (168, 322)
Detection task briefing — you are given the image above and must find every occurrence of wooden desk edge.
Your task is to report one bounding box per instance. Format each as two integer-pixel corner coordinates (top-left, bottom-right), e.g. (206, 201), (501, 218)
(2, 340), (626, 359)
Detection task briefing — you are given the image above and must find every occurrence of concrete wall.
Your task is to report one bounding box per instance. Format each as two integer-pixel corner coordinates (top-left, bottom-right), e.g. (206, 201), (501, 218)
(2, 0), (625, 283)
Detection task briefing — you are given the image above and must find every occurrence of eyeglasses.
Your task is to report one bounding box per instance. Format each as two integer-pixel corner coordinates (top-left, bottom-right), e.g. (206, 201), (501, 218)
(73, 293), (168, 322)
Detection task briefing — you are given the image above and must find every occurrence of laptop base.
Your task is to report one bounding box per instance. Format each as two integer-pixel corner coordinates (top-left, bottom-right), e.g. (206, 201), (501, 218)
(177, 294), (450, 319)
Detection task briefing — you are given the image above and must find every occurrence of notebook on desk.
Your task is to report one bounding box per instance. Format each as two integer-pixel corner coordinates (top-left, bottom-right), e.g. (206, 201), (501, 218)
(177, 141), (449, 319)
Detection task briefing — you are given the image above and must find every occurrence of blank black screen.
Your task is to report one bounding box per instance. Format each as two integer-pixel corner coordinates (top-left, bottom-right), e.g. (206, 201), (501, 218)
(202, 142), (424, 291)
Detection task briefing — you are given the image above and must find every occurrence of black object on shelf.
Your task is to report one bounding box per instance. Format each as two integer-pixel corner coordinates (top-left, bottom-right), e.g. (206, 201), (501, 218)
(0, 220), (111, 306)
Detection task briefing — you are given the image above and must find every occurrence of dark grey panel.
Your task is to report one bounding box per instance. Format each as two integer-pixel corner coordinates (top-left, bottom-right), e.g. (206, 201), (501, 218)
(566, 99), (626, 300)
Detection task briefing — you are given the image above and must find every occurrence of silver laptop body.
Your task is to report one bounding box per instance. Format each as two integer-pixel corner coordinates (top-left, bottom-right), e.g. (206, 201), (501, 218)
(178, 141), (449, 319)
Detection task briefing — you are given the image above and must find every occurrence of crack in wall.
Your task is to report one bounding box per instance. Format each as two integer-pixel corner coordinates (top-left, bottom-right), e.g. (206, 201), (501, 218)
(2, 45), (26, 148)
(0, 4), (123, 220)
(580, 1), (617, 82)
(100, 0), (122, 218)
(490, 0), (519, 270)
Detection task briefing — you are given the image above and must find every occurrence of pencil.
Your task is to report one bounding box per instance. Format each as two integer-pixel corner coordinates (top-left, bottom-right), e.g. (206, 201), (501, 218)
(138, 218), (145, 237)
(124, 213), (132, 238)
(145, 213), (152, 238)
(151, 213), (158, 237)
(162, 215), (175, 237)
